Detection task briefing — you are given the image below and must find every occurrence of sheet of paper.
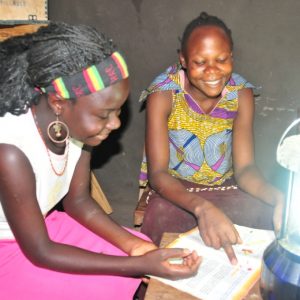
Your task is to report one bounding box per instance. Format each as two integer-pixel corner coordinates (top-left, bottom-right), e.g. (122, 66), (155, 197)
(152, 225), (275, 300)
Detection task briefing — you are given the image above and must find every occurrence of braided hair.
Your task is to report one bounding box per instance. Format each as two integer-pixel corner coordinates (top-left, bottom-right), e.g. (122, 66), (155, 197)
(180, 12), (233, 54)
(0, 22), (117, 116)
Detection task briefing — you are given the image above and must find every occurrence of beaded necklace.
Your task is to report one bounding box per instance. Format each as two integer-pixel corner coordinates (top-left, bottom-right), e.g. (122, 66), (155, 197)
(31, 106), (69, 176)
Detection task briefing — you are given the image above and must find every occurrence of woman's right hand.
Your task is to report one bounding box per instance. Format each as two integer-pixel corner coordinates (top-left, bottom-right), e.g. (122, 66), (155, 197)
(195, 201), (242, 265)
(141, 248), (201, 280)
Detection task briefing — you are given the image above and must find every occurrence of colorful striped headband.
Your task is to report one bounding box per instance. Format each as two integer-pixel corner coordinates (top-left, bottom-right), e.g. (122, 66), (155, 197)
(39, 51), (129, 99)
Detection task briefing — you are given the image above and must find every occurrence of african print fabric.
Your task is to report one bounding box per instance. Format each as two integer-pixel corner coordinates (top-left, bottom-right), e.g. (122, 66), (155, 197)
(139, 64), (254, 187)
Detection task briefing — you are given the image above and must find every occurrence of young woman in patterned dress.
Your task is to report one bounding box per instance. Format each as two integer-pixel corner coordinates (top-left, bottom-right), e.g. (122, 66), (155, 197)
(139, 12), (284, 264)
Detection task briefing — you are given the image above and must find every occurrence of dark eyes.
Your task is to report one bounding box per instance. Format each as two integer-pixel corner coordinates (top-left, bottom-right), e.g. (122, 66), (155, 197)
(195, 61), (205, 66)
(98, 112), (109, 120)
(98, 109), (121, 120)
(216, 57), (229, 63)
(194, 57), (229, 66)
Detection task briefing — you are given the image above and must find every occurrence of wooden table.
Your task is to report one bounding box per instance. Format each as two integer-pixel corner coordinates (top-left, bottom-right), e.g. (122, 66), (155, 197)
(145, 233), (263, 300)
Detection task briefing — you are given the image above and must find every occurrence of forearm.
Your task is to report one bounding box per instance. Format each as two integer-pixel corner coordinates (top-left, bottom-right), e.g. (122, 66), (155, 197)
(149, 171), (209, 217)
(30, 240), (145, 276)
(234, 164), (283, 206)
(63, 195), (145, 254)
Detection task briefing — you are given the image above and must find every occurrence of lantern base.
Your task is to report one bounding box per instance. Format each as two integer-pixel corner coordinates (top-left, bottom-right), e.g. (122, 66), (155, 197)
(260, 240), (300, 300)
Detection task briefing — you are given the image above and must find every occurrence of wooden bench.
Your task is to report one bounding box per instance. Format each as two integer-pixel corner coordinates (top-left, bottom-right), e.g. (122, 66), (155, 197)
(91, 171), (112, 214)
(134, 185), (150, 226)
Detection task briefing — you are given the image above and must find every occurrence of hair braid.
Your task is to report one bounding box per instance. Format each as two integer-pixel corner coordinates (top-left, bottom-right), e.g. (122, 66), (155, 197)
(0, 22), (117, 116)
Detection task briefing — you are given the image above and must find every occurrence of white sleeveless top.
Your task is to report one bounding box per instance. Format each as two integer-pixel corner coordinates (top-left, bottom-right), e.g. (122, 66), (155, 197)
(0, 109), (83, 239)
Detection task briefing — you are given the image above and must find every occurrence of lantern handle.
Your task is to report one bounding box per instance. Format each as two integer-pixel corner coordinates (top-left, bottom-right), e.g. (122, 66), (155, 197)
(276, 118), (300, 169)
(277, 118), (300, 149)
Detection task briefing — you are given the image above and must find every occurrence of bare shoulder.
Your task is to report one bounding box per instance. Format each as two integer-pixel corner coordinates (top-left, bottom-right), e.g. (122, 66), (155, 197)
(0, 144), (35, 192)
(147, 90), (173, 115)
(147, 90), (172, 102)
(0, 143), (36, 207)
(237, 88), (255, 116)
(238, 87), (254, 103)
(0, 143), (29, 165)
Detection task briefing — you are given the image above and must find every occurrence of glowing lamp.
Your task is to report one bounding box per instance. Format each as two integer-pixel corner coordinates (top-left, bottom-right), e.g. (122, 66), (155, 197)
(260, 118), (300, 300)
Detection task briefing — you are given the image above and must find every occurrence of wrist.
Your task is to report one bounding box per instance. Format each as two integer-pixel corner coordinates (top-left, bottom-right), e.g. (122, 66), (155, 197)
(192, 198), (212, 218)
(109, 255), (147, 277)
(258, 183), (284, 207)
(128, 255), (148, 277)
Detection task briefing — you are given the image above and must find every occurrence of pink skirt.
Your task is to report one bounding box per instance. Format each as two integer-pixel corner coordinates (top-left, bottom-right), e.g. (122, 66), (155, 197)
(0, 211), (146, 300)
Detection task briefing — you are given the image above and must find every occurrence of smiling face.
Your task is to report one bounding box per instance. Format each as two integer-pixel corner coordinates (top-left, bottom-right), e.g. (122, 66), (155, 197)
(179, 25), (233, 101)
(60, 78), (129, 146)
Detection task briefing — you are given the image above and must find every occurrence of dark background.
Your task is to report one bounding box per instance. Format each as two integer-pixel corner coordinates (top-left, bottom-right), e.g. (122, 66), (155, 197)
(49, 0), (299, 226)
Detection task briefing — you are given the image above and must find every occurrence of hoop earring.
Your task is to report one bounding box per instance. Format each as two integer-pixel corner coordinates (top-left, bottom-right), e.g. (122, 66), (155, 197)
(47, 113), (69, 144)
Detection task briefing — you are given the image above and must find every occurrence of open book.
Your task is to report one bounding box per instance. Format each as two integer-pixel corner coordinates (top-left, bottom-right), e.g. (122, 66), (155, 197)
(153, 225), (275, 300)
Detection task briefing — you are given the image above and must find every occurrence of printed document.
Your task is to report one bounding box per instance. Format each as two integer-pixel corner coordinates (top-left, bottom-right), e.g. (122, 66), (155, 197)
(152, 225), (275, 300)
